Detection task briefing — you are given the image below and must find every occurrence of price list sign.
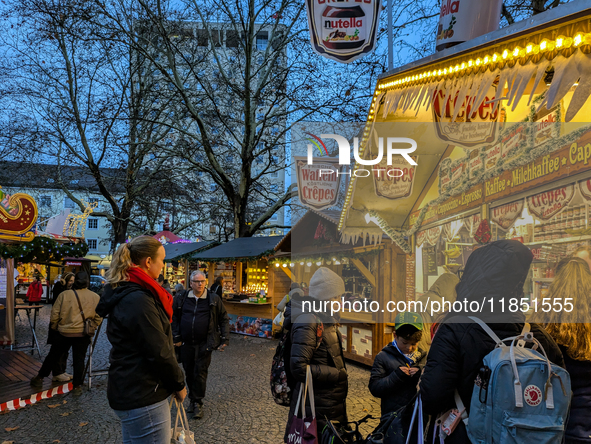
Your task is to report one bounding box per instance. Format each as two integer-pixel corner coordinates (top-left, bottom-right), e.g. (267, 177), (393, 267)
(406, 254), (415, 302)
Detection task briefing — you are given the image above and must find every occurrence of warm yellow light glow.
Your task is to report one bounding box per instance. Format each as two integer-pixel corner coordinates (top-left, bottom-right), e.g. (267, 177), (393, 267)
(483, 56), (489, 64)
(468, 59), (473, 67)
(540, 40), (548, 51)
(513, 47), (520, 58)
(555, 36), (564, 48)
(460, 62), (466, 69)
(574, 34), (583, 46)
(526, 44), (533, 53)
(475, 58), (482, 66)
(500, 50), (507, 60)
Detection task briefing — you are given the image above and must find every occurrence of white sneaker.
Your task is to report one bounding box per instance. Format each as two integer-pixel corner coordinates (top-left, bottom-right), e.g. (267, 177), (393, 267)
(63, 372), (73, 379)
(52, 373), (72, 382)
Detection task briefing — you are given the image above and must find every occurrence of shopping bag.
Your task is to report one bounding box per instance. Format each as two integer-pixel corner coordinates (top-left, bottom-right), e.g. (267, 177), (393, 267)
(170, 399), (195, 444)
(273, 310), (285, 327)
(380, 394), (424, 444)
(286, 366), (318, 444)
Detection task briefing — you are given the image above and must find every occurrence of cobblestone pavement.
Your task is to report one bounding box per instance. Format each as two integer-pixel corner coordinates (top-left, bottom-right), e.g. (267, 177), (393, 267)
(1, 305), (380, 443)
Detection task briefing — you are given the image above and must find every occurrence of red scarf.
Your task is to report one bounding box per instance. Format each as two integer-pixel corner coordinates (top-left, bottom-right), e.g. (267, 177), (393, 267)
(127, 267), (173, 323)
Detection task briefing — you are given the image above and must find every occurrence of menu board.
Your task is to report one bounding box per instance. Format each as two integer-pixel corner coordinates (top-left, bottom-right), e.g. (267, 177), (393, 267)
(406, 254), (415, 302)
(0, 259), (7, 333)
(423, 246), (438, 276)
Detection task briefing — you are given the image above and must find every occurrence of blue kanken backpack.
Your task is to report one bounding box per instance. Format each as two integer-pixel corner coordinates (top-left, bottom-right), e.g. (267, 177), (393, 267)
(458, 317), (571, 444)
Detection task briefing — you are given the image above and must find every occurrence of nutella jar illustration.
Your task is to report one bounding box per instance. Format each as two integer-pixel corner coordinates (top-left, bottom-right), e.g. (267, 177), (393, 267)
(321, 6), (366, 50)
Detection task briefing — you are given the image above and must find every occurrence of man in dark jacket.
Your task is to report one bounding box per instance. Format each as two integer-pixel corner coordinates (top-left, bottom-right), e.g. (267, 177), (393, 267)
(419, 240), (565, 444)
(369, 312), (427, 419)
(172, 270), (230, 419)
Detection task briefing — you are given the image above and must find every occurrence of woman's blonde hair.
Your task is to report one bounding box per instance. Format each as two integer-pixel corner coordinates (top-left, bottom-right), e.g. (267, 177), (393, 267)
(544, 257), (591, 361)
(107, 236), (163, 285)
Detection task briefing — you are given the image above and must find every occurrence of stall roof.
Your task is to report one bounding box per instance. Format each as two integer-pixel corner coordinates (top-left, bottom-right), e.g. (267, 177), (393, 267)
(339, 1), (591, 244)
(190, 236), (282, 261)
(163, 241), (217, 261)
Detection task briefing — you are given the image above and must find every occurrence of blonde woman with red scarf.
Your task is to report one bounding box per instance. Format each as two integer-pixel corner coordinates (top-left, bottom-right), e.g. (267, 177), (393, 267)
(96, 236), (186, 443)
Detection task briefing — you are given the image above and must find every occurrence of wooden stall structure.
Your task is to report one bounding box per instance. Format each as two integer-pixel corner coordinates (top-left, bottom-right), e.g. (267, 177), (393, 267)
(190, 236), (283, 339)
(162, 241), (217, 292)
(273, 209), (408, 366)
(339, 1), (591, 331)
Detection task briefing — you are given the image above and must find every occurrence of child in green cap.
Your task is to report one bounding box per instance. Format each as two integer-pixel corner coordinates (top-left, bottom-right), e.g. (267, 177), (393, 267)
(369, 311), (428, 419)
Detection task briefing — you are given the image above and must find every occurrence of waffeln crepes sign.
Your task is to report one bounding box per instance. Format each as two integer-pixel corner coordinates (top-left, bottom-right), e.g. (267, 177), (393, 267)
(306, 0), (382, 63)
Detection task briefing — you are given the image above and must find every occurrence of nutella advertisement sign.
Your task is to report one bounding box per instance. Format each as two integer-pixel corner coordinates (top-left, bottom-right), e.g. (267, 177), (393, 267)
(491, 200), (524, 230)
(295, 157), (343, 211)
(436, 0), (503, 51)
(527, 184), (575, 221)
(306, 0), (382, 63)
(432, 83), (499, 148)
(534, 105), (560, 148)
(579, 179), (591, 201)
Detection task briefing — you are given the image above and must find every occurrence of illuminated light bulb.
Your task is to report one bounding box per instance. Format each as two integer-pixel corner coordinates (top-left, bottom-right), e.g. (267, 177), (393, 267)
(275, 263), (280, 267)
(540, 40), (548, 51)
(306, 262), (312, 267)
(563, 37), (573, 48)
(513, 47), (520, 58)
(573, 34), (583, 46)
(494, 52), (500, 62)
(443, 68), (448, 75)
(584, 33), (591, 45)
(475, 58), (482, 66)
(555, 36), (564, 48)
(454, 64), (460, 72)
(437, 69), (442, 76)
(526, 44), (533, 54)
(299, 261), (304, 266)
(290, 263), (294, 267)
(532, 44), (540, 55)
(282, 263), (287, 267)
(483, 56), (490, 64)
(460, 62), (466, 69)
(468, 59), (474, 67)
(519, 48), (526, 58)
(316, 261), (322, 266)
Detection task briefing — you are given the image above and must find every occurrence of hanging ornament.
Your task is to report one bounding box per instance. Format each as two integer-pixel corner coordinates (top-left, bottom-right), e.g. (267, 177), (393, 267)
(474, 219), (492, 244)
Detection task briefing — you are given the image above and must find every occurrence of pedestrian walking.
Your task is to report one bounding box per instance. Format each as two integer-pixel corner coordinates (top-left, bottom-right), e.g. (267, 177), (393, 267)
(369, 312), (427, 419)
(96, 236), (186, 443)
(210, 276), (224, 297)
(544, 257), (591, 444)
(48, 272), (76, 382)
(283, 267), (348, 441)
(419, 240), (565, 444)
(30, 272), (102, 394)
(172, 270), (230, 419)
(163, 279), (172, 293)
(26, 275), (43, 305)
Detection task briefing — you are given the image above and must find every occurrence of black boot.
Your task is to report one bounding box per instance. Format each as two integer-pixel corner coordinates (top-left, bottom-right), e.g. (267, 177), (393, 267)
(186, 400), (196, 414)
(193, 403), (203, 419)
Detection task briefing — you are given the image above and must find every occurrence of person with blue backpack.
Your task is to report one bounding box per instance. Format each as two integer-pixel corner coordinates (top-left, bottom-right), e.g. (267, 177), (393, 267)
(419, 239), (566, 444)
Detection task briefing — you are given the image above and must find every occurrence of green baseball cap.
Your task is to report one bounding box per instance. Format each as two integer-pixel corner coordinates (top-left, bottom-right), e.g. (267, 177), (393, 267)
(394, 312), (423, 331)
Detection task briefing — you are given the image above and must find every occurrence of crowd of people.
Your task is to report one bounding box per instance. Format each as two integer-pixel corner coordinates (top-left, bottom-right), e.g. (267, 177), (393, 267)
(281, 240), (591, 444)
(23, 236), (591, 443)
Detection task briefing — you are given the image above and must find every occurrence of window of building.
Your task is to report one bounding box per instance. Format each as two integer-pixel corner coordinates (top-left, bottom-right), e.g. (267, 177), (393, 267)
(270, 171), (279, 178)
(161, 202), (172, 212)
(209, 225), (217, 234)
(87, 239), (98, 250)
(88, 197), (100, 209)
(87, 218), (99, 230)
(196, 29), (208, 46)
(39, 195), (52, 207)
(226, 30), (239, 48)
(256, 31), (268, 50)
(64, 197), (75, 209)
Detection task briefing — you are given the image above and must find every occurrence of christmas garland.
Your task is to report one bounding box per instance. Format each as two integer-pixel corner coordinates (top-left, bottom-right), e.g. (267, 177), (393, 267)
(192, 248), (277, 264)
(268, 248), (381, 267)
(0, 236), (89, 263)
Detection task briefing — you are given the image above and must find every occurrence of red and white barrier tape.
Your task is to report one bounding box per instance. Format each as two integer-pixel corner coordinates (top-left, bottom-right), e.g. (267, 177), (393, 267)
(0, 382), (73, 412)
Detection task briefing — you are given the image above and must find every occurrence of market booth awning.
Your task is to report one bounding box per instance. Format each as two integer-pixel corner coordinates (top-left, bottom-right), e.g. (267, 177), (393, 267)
(339, 0), (591, 251)
(163, 241), (217, 262)
(190, 236), (283, 262)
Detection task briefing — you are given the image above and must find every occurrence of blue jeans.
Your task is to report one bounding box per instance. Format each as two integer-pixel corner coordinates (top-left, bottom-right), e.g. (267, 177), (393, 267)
(114, 398), (171, 443)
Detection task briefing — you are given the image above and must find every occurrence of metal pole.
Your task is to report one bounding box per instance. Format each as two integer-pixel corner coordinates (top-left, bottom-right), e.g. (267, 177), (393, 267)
(387, 0), (393, 71)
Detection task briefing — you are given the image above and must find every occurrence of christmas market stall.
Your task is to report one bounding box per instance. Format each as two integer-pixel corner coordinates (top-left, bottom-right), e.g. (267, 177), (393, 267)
(273, 209), (401, 366)
(190, 236), (283, 339)
(340, 1), (591, 319)
(161, 240), (217, 291)
(0, 189), (88, 408)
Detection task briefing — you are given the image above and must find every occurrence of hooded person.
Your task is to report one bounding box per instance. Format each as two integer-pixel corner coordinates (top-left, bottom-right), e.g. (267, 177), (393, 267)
(419, 240), (565, 444)
(283, 267), (348, 442)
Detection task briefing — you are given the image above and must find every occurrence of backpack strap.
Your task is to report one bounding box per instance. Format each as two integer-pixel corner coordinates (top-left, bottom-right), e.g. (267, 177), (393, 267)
(454, 390), (468, 426)
(467, 316), (503, 346)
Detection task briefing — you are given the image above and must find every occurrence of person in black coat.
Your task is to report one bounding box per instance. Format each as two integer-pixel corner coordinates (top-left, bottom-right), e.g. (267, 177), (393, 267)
(544, 257), (591, 444)
(95, 236), (185, 443)
(284, 267), (348, 442)
(210, 276), (224, 298)
(369, 312), (427, 419)
(419, 240), (565, 444)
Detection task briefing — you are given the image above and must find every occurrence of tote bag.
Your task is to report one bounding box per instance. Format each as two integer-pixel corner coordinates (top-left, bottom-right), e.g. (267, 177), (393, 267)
(286, 366), (318, 444)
